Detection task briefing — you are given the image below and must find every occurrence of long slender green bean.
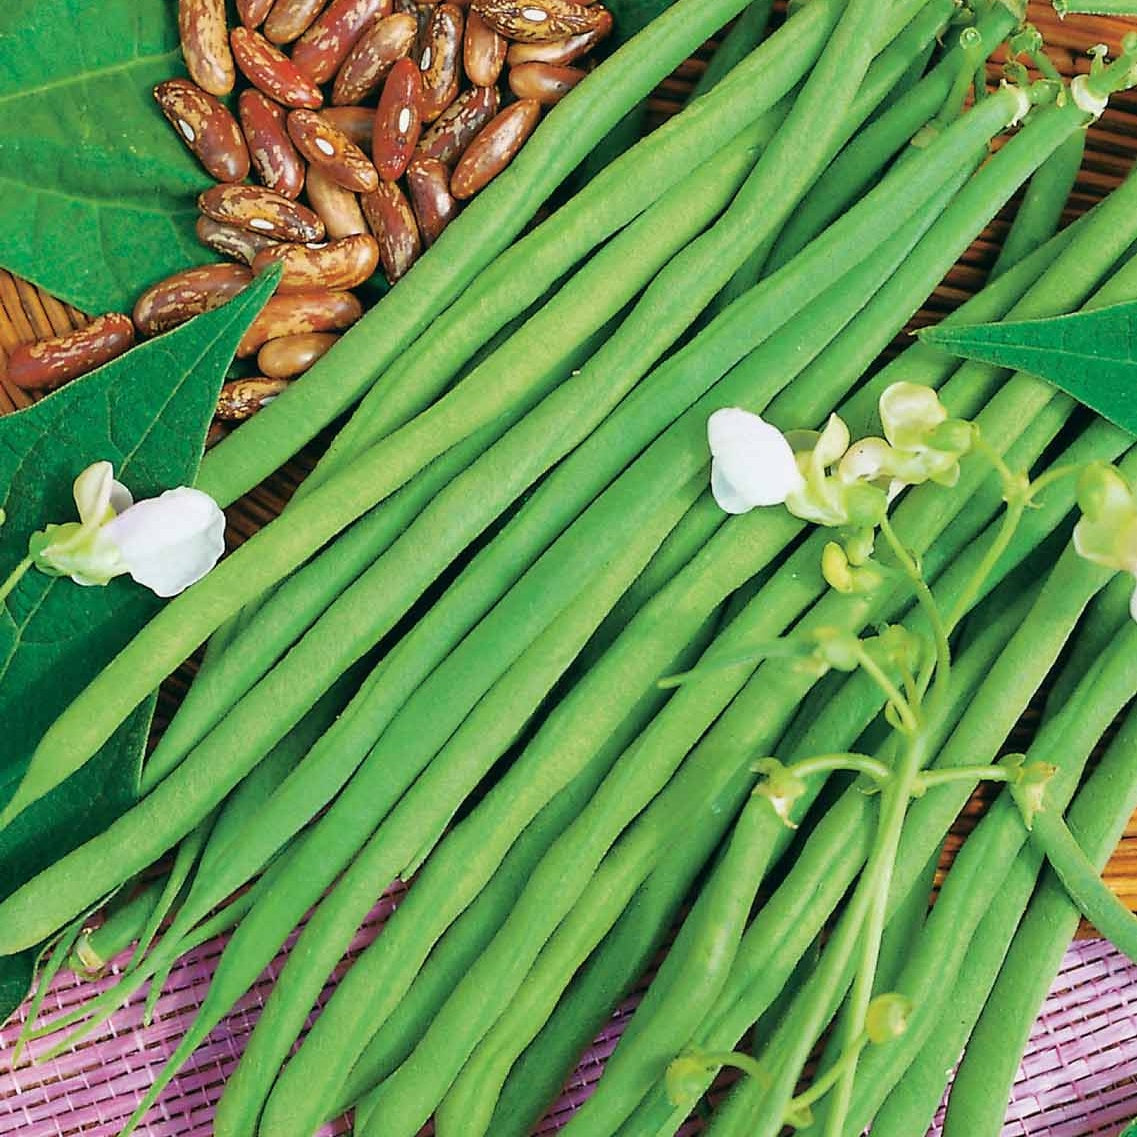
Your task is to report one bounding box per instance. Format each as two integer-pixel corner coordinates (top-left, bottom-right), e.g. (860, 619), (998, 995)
(690, 0), (775, 101)
(68, 880), (166, 976)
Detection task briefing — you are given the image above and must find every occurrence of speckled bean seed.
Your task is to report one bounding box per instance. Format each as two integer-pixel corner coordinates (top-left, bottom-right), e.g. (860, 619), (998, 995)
(361, 180), (422, 282)
(196, 216), (285, 264)
(231, 26), (324, 108)
(504, 12), (610, 65)
(291, 0), (393, 83)
(199, 184), (326, 242)
(450, 98), (540, 198)
(216, 377), (291, 420)
(133, 264), (255, 336)
(155, 79), (250, 182)
(304, 165), (370, 238)
(331, 12), (417, 105)
(239, 90), (307, 199)
(237, 0), (277, 28)
(256, 331), (340, 378)
(405, 156), (457, 246)
(415, 84), (498, 164)
(237, 290), (363, 355)
(252, 233), (380, 291)
(6, 315), (135, 391)
(507, 60), (585, 104)
(319, 106), (375, 148)
(264, 0), (329, 44)
(470, 0), (605, 42)
(372, 58), (424, 180)
(463, 9), (506, 87)
(179, 0), (235, 96)
(287, 109), (380, 193)
(418, 4), (464, 123)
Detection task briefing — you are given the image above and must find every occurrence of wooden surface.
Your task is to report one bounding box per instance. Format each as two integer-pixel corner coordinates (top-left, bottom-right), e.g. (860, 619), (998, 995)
(2, 2), (1137, 927)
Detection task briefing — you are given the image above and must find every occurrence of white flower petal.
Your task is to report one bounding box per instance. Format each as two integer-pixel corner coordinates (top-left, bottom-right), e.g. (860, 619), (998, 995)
(707, 408), (803, 512)
(104, 487), (226, 597)
(1130, 577), (1137, 624)
(814, 415), (851, 468)
(109, 479), (134, 516)
(879, 382), (947, 450)
(72, 461), (116, 528)
(838, 438), (893, 484)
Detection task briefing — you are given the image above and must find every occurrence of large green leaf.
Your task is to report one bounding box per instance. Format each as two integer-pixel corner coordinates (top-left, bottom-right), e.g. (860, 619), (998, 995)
(0, 0), (214, 314)
(0, 268), (278, 1023)
(918, 299), (1137, 438)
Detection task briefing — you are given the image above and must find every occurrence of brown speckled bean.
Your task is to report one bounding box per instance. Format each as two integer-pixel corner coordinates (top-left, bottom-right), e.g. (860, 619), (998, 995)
(253, 234), (380, 291)
(305, 165), (370, 238)
(237, 291), (363, 356)
(216, 377), (291, 420)
(155, 79), (250, 182)
(7, 315), (135, 391)
(463, 9), (506, 87)
(331, 12), (417, 105)
(237, 0), (276, 28)
(287, 109), (380, 193)
(470, 0), (604, 42)
(361, 181), (422, 282)
(199, 184), (326, 242)
(239, 90), (306, 198)
(451, 98), (540, 198)
(133, 264), (254, 336)
(507, 60), (585, 104)
(372, 58), (424, 180)
(257, 331), (340, 378)
(196, 216), (284, 264)
(231, 26), (324, 108)
(405, 156), (457, 246)
(418, 4), (464, 123)
(504, 12), (610, 65)
(319, 106), (375, 148)
(415, 84), (498, 164)
(179, 0), (235, 96)
(264, 0), (329, 44)
(292, 0), (393, 83)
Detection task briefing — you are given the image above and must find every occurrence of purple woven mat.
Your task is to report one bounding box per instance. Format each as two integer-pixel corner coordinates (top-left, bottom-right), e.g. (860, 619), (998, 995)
(2, 888), (1136, 1137)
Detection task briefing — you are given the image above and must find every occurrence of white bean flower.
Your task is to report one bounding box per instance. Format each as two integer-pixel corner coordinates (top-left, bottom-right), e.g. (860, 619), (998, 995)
(29, 461), (226, 597)
(1072, 463), (1137, 622)
(877, 382), (973, 489)
(707, 407), (804, 514)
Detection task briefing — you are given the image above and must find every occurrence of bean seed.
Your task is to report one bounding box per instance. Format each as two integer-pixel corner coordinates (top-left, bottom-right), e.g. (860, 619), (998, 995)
(231, 26), (324, 108)
(154, 79), (250, 182)
(239, 90), (307, 199)
(305, 165), (371, 238)
(133, 264), (255, 337)
(463, 9), (506, 87)
(451, 98), (540, 199)
(216, 377), (291, 420)
(179, 0), (235, 96)
(199, 184), (326, 242)
(415, 85), (498, 165)
(319, 106), (376, 148)
(504, 14), (610, 66)
(253, 234), (381, 291)
(292, 0), (394, 84)
(6, 314), (135, 391)
(405, 156), (458, 246)
(237, 290), (363, 355)
(332, 12), (418, 105)
(470, 0), (605, 42)
(361, 181), (422, 282)
(196, 216), (285, 264)
(419, 4), (464, 123)
(264, 0), (329, 44)
(372, 58), (424, 180)
(287, 109), (380, 193)
(507, 60), (585, 104)
(257, 332), (341, 378)
(237, 0), (277, 27)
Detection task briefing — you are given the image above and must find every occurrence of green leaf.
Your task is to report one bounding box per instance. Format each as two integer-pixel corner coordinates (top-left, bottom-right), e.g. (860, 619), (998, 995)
(917, 299), (1137, 438)
(0, 0), (214, 315)
(0, 268), (278, 1021)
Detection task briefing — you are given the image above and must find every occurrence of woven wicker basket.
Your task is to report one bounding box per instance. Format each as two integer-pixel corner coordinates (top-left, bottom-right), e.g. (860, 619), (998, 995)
(4, 3), (1137, 1134)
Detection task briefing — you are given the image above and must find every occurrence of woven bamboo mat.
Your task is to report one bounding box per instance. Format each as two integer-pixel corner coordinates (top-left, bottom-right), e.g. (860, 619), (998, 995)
(4, 3), (1137, 1134)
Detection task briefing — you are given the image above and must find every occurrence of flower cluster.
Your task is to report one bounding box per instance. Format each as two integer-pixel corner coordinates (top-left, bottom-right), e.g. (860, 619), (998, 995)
(707, 383), (972, 594)
(26, 461), (225, 598)
(1072, 463), (1137, 622)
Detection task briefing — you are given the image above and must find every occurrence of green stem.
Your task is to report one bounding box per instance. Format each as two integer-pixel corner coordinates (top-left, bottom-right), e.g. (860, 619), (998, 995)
(0, 556), (31, 606)
(912, 765), (1015, 793)
(850, 642), (919, 735)
(790, 1033), (870, 1114)
(787, 753), (894, 785)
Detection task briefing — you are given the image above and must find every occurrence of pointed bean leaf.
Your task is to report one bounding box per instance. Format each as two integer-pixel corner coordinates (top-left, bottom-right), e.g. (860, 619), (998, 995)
(917, 299), (1137, 437)
(0, 268), (278, 1019)
(0, 0), (214, 314)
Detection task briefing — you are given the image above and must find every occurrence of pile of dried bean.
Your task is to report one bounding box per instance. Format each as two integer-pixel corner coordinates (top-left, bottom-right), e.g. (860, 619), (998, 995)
(5, 0), (611, 431)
